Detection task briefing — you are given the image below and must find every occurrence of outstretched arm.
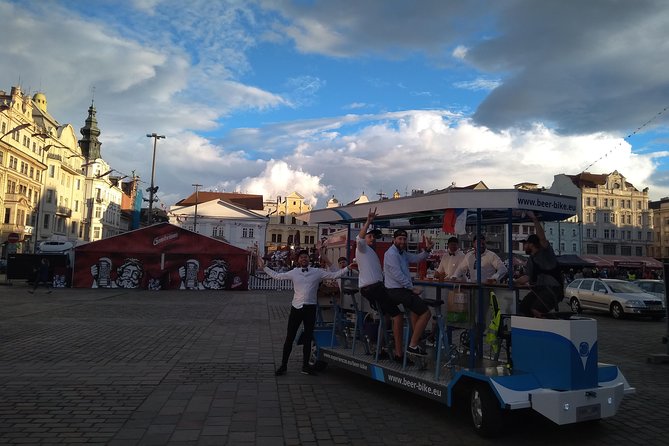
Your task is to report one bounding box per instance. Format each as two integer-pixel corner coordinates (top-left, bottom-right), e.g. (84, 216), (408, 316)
(359, 207), (378, 239)
(528, 210), (549, 249)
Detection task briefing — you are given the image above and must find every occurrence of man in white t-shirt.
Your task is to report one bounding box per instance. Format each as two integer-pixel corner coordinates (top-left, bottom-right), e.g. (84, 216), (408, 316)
(451, 234), (508, 284)
(435, 237), (465, 281)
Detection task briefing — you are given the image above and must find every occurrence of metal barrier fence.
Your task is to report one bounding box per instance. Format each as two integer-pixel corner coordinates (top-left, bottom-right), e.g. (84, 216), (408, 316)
(248, 271), (294, 291)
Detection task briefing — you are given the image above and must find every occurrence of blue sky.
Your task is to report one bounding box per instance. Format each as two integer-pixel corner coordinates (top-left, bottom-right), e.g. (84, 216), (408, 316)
(1, 0), (668, 208)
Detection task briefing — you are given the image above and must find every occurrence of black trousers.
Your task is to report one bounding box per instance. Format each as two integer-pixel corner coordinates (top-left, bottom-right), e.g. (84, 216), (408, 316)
(281, 304), (317, 368)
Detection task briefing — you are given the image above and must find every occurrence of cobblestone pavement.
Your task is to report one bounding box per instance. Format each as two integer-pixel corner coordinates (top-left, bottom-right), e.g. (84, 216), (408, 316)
(0, 284), (667, 445)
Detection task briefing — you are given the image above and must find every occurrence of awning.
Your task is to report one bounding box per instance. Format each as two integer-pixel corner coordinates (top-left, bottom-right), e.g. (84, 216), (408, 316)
(578, 254), (664, 269)
(556, 255), (596, 268)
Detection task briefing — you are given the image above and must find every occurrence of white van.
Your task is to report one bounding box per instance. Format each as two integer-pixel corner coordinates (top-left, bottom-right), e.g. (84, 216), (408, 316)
(38, 241), (74, 253)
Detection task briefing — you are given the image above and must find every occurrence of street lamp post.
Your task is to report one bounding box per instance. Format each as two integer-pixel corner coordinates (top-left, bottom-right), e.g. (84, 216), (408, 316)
(146, 133), (165, 226)
(192, 183), (201, 233)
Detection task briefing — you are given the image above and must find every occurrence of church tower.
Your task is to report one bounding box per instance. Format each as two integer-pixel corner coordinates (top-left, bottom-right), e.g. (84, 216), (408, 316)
(79, 100), (102, 160)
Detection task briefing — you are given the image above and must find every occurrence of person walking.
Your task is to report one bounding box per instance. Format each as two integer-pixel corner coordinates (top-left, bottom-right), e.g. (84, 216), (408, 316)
(29, 258), (52, 294)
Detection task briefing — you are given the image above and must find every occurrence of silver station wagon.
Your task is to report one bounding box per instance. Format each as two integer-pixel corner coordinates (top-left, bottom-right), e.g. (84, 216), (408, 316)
(566, 278), (666, 320)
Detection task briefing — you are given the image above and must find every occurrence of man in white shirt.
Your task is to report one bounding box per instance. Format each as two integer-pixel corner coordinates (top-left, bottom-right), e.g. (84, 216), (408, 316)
(357, 208), (403, 362)
(384, 229), (434, 357)
(435, 237), (465, 281)
(258, 250), (351, 376)
(450, 234), (508, 284)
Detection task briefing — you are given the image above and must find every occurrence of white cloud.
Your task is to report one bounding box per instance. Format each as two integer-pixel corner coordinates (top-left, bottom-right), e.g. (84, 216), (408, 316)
(453, 77), (501, 91)
(452, 45), (468, 59)
(234, 160), (329, 205)
(221, 110), (663, 205)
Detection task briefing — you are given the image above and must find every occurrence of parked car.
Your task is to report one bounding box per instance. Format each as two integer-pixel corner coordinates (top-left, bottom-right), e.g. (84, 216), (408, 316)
(566, 278), (665, 320)
(633, 279), (666, 305)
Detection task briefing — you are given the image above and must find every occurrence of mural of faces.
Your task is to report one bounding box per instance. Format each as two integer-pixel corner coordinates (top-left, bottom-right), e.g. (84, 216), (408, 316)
(202, 260), (229, 290)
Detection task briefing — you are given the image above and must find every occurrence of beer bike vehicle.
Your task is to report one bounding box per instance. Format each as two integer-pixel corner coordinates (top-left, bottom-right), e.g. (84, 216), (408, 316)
(300, 188), (634, 437)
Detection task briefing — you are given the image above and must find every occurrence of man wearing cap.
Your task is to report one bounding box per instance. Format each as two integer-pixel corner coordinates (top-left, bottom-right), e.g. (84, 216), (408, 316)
(450, 234), (507, 284)
(435, 236), (465, 281)
(384, 228), (434, 357)
(514, 211), (564, 317)
(356, 208), (403, 361)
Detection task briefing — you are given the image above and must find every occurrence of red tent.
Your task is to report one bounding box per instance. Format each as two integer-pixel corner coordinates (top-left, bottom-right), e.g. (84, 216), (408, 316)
(73, 223), (250, 290)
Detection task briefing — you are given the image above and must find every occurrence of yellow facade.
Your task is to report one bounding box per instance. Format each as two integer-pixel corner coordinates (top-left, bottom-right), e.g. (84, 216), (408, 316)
(264, 191), (318, 252)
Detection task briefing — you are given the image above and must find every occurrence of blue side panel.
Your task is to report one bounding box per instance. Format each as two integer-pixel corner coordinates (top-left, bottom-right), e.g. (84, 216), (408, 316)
(370, 365), (385, 382)
(513, 327), (598, 390)
(598, 364), (620, 382)
(313, 328), (338, 347)
(489, 373), (541, 391)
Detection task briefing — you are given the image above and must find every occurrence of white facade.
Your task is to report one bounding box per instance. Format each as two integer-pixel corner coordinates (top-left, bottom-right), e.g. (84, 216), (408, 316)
(82, 159), (123, 242)
(170, 199), (268, 253)
(548, 171), (652, 256)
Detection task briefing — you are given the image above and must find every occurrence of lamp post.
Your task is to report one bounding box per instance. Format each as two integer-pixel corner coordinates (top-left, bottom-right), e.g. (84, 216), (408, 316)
(33, 144), (53, 253)
(192, 183), (201, 233)
(145, 133), (165, 225)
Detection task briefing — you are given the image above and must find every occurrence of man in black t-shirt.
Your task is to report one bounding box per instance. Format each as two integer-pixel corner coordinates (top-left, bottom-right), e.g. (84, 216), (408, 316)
(514, 211), (564, 317)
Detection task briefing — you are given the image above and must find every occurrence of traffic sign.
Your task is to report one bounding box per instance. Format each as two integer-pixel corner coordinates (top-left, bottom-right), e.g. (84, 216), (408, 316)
(7, 233), (20, 243)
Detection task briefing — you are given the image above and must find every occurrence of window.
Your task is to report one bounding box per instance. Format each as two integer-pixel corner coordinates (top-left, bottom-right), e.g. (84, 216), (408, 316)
(586, 197), (591, 206)
(559, 242), (565, 253)
(586, 244), (598, 254)
(637, 231), (642, 240)
(580, 279), (594, 290)
(637, 200), (642, 210)
(621, 245), (631, 256)
(46, 190), (53, 203)
(279, 216), (285, 224)
(586, 228), (591, 238)
(603, 244), (616, 255)
(636, 246), (643, 256)
(572, 229), (576, 236)
(604, 229), (610, 239)
(49, 165), (55, 178)
(627, 215), (631, 224)
(71, 221), (77, 235)
(74, 200), (79, 212)
(43, 213), (50, 229)
(271, 233), (278, 242)
(276, 234), (282, 243)
(76, 179), (81, 190)
(603, 213), (609, 223)
(611, 214), (615, 223)
(592, 229), (597, 238)
(572, 243), (577, 252)
(291, 217), (297, 224)
(592, 198), (597, 206)
(93, 227), (101, 239)
(604, 198), (608, 207)
(626, 200), (631, 208)
(3, 208), (9, 224)
(95, 207), (101, 218)
(242, 227), (254, 238)
(287, 235), (293, 245)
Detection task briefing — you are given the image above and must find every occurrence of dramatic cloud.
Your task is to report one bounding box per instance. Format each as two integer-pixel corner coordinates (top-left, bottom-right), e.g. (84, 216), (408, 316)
(466, 0), (669, 134)
(221, 110), (665, 205)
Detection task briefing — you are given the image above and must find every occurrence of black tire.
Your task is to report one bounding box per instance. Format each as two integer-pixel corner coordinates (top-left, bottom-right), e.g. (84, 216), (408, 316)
(570, 297), (582, 314)
(610, 302), (624, 319)
(469, 383), (504, 437)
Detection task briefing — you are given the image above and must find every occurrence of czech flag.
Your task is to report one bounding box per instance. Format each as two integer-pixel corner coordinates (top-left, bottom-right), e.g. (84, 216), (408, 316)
(442, 208), (468, 234)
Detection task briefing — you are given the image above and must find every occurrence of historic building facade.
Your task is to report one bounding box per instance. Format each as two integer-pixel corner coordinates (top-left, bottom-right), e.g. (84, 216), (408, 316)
(548, 171), (652, 256)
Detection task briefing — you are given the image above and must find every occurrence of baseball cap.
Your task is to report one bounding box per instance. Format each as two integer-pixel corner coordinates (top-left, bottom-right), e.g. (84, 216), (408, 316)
(521, 234), (540, 245)
(366, 228), (383, 238)
(393, 229), (408, 238)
